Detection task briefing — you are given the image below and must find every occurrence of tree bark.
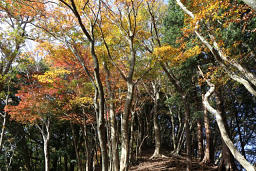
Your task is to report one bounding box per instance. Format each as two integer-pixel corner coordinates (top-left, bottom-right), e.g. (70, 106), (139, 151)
(241, 0), (256, 11)
(103, 62), (119, 171)
(83, 125), (93, 171)
(197, 119), (203, 161)
(150, 82), (162, 158)
(90, 43), (109, 171)
(120, 82), (134, 171)
(129, 111), (135, 162)
(168, 107), (177, 151)
(200, 72), (256, 171)
(183, 95), (192, 171)
(37, 119), (50, 171)
(109, 105), (119, 171)
(215, 91), (236, 171)
(201, 94), (213, 164)
(43, 127), (50, 171)
(0, 85), (10, 152)
(144, 81), (162, 158)
(0, 111), (7, 152)
(70, 123), (83, 171)
(151, 91), (161, 158)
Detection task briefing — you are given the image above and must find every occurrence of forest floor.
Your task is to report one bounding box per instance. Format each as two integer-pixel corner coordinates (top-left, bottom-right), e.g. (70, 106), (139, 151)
(129, 148), (218, 171)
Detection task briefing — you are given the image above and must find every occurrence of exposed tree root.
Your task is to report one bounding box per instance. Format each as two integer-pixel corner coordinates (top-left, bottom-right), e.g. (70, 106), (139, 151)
(150, 152), (168, 159)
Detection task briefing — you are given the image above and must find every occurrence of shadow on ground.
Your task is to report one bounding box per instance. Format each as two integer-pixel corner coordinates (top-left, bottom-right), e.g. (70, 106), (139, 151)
(129, 148), (217, 171)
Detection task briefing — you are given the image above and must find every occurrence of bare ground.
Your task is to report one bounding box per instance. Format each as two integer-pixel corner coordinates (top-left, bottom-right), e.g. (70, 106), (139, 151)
(129, 149), (218, 171)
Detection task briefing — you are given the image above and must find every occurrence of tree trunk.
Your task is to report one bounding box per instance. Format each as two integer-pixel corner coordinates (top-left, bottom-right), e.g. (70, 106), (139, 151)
(61, 2), (109, 169)
(66, 34), (108, 171)
(83, 125), (93, 171)
(202, 80), (256, 171)
(129, 111), (135, 162)
(0, 112), (7, 152)
(70, 123), (83, 171)
(109, 106), (119, 171)
(201, 94), (212, 164)
(183, 95), (192, 171)
(90, 42), (109, 171)
(120, 82), (134, 171)
(172, 107), (184, 155)
(168, 107), (176, 151)
(197, 119), (203, 161)
(174, 125), (185, 155)
(176, 0), (256, 97)
(151, 88), (161, 158)
(103, 62), (119, 171)
(120, 24), (136, 170)
(160, 64), (192, 170)
(215, 91), (236, 170)
(241, 0), (256, 11)
(37, 119), (50, 171)
(0, 89), (10, 152)
(43, 127), (50, 171)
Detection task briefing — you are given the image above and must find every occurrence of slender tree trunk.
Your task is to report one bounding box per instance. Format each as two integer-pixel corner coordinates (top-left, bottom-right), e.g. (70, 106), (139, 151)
(183, 95), (192, 171)
(83, 125), (93, 171)
(129, 111), (135, 162)
(43, 128), (50, 171)
(66, 35), (108, 171)
(172, 107), (184, 155)
(151, 88), (161, 158)
(120, 82), (134, 171)
(0, 112), (7, 152)
(136, 113), (145, 158)
(197, 119), (203, 161)
(103, 62), (119, 171)
(143, 81), (162, 158)
(201, 94), (212, 164)
(160, 64), (192, 170)
(215, 91), (236, 171)
(70, 123), (83, 171)
(90, 43), (109, 171)
(174, 125), (185, 155)
(109, 107), (119, 171)
(0, 87), (10, 152)
(168, 107), (176, 151)
(37, 119), (50, 171)
(135, 114), (142, 160)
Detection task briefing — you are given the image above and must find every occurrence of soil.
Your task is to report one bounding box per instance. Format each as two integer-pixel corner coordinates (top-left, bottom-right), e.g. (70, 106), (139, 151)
(129, 148), (218, 171)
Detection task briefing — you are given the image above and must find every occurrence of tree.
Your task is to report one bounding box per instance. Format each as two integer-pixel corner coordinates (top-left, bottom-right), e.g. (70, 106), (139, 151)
(99, 1), (153, 169)
(198, 66), (256, 171)
(0, 0), (44, 151)
(5, 61), (70, 171)
(175, 0), (256, 97)
(37, 0), (110, 169)
(146, 1), (200, 170)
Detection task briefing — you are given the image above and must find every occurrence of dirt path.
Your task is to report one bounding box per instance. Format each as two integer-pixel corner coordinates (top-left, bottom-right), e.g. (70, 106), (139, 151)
(129, 149), (217, 171)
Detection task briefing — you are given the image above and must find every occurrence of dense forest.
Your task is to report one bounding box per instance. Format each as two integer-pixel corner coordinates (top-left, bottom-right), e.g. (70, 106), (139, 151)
(0, 0), (256, 170)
